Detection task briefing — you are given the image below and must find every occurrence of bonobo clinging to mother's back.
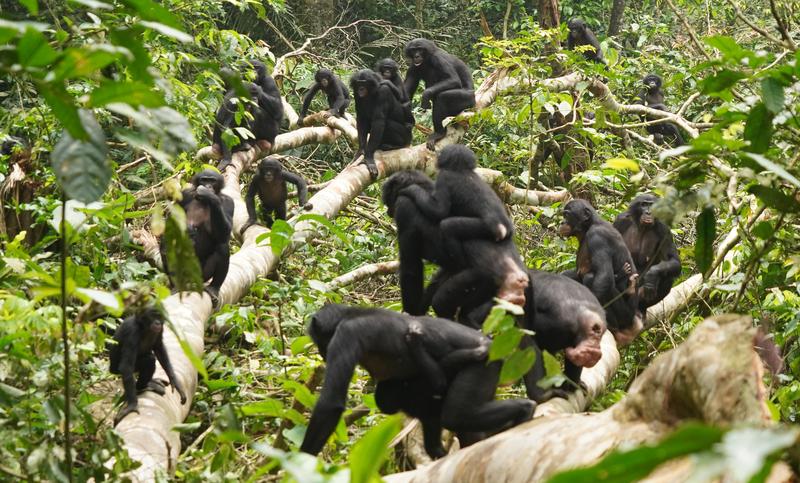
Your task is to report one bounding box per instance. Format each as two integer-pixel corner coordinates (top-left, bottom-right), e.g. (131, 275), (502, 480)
(404, 38), (476, 149)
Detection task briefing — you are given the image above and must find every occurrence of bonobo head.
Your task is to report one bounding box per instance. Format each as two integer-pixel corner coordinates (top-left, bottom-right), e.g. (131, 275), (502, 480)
(382, 170), (435, 217)
(315, 69), (334, 88)
(630, 194), (658, 227)
(1, 136), (24, 156)
(436, 144), (477, 171)
(567, 18), (587, 33)
(192, 169), (224, 193)
(250, 59), (269, 86)
(350, 69), (381, 99)
(136, 306), (165, 334)
(258, 158), (283, 183)
(559, 199), (598, 238)
(374, 58), (399, 80)
(643, 74), (662, 92)
(308, 303), (350, 359)
(404, 38), (437, 67)
(564, 306), (606, 368)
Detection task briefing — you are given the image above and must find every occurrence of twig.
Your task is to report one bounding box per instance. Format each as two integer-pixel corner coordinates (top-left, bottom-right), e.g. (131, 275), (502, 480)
(326, 261), (400, 291)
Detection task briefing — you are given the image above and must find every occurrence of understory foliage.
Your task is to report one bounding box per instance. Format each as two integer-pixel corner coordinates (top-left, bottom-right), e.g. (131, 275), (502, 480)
(0, 0), (799, 481)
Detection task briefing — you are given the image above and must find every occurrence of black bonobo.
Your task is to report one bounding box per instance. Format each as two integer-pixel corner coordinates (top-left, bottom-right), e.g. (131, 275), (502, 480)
(382, 170), (528, 328)
(404, 38), (475, 149)
(166, 169), (234, 305)
(559, 199), (642, 345)
(350, 69), (414, 179)
(399, 145), (515, 266)
(374, 58), (408, 104)
(212, 60), (283, 171)
(637, 74), (685, 146)
(299, 69), (350, 122)
(521, 270), (607, 402)
(241, 158), (310, 233)
(614, 194), (681, 311)
(108, 307), (187, 425)
(300, 304), (535, 459)
(567, 18), (607, 65)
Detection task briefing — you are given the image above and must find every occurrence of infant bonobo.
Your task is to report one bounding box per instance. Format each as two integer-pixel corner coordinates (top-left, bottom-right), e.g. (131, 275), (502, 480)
(108, 306), (187, 425)
(242, 158), (311, 233)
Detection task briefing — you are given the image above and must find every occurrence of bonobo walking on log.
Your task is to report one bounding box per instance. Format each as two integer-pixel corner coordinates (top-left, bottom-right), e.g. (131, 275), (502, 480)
(163, 169), (233, 305)
(383, 169), (528, 328)
(637, 74), (685, 146)
(350, 69), (414, 179)
(242, 158), (310, 233)
(614, 194), (681, 311)
(521, 270), (607, 402)
(299, 304), (535, 459)
(108, 306), (187, 425)
(298, 69), (350, 122)
(212, 60), (283, 171)
(559, 199), (642, 344)
(567, 19), (607, 66)
(404, 38), (475, 149)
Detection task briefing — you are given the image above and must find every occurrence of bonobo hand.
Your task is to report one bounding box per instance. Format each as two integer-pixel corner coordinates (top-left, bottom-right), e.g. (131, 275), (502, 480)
(303, 202), (314, 211)
(240, 219), (256, 235)
(114, 402), (139, 426)
(205, 286), (221, 307)
(421, 90), (432, 110)
(174, 385), (187, 405)
(195, 185), (220, 202)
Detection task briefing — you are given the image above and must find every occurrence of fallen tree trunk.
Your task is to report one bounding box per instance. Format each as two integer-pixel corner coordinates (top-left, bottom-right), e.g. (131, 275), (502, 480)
(385, 314), (774, 483)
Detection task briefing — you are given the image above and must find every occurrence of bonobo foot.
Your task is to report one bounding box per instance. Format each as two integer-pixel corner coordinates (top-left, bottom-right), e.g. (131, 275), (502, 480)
(205, 286), (221, 307)
(255, 139), (272, 153)
(114, 402), (139, 426)
(360, 158), (379, 179)
(217, 157), (232, 172)
(426, 131), (446, 150)
(142, 379), (167, 396)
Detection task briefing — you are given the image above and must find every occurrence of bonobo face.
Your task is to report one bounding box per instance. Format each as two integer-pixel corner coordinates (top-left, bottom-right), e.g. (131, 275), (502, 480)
(559, 200), (592, 238)
(357, 85), (369, 98)
(411, 50), (425, 66)
(381, 69), (393, 80)
(150, 318), (164, 334)
(644, 75), (661, 92)
(320, 77), (329, 88)
(632, 195), (658, 226)
(196, 174), (222, 192)
(263, 168), (277, 182)
(568, 18), (585, 32)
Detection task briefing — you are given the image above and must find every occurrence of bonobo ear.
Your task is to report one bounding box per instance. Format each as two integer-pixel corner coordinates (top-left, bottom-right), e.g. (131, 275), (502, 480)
(581, 205), (592, 222)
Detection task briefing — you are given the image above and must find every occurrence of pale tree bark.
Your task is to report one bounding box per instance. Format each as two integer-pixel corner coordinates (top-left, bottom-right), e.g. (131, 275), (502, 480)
(385, 315), (778, 483)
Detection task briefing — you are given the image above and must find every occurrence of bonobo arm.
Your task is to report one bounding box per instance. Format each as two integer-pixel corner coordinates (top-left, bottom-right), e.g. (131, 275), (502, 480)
(283, 170), (309, 206)
(116, 324), (140, 407)
(299, 83), (321, 118)
(363, 86), (393, 160)
(300, 330), (362, 455)
(329, 83), (350, 112)
(153, 339), (187, 404)
(395, 200), (426, 315)
(423, 54), (463, 98)
(398, 184), (451, 220)
(650, 230), (681, 278)
(244, 176), (260, 226)
(256, 76), (283, 117)
(585, 232), (620, 304)
(405, 321), (447, 395)
(212, 95), (235, 160)
(355, 112), (370, 156)
(404, 70), (422, 102)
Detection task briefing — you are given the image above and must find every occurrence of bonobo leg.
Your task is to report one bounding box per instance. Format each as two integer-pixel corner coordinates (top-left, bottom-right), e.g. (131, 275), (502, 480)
(275, 203), (288, 222)
(204, 244), (230, 305)
(439, 217), (504, 267)
(375, 378), (447, 459)
(261, 207), (275, 228)
(378, 119), (413, 151)
(430, 268), (496, 324)
(441, 361), (535, 434)
(135, 353), (156, 391)
(429, 89), (475, 149)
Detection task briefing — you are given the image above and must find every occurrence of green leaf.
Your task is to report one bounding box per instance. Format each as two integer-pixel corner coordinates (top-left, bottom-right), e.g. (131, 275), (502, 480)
(290, 335), (313, 355)
(761, 78), (785, 114)
(751, 221), (774, 240)
(51, 109), (111, 202)
(602, 157), (639, 172)
(704, 36), (749, 61)
(482, 306), (514, 334)
(547, 424), (725, 483)
(241, 398), (284, 417)
(349, 414), (403, 483)
(139, 21), (193, 43)
(296, 213), (350, 245)
(17, 28), (58, 67)
(747, 186), (800, 213)
(743, 152), (800, 188)
(119, 0), (183, 30)
(162, 204), (204, 294)
(489, 327), (522, 361)
(89, 80), (166, 108)
(268, 219), (294, 256)
(36, 81), (86, 139)
(699, 69), (746, 95)
(74, 288), (121, 312)
(54, 46), (123, 80)
(694, 207), (716, 274)
(744, 103), (773, 154)
(499, 347), (537, 385)
(18, 0), (38, 15)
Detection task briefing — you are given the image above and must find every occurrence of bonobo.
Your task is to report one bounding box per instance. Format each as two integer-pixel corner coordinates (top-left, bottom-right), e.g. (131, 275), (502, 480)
(382, 170), (528, 328)
(404, 38), (475, 149)
(374, 58), (409, 104)
(242, 158), (310, 233)
(212, 60), (283, 171)
(637, 74), (685, 146)
(350, 69), (414, 179)
(300, 304), (535, 459)
(559, 199), (642, 345)
(614, 194), (681, 311)
(298, 69), (350, 122)
(108, 307), (187, 425)
(165, 169), (234, 305)
(521, 270), (607, 402)
(399, 145), (514, 266)
(567, 18), (607, 65)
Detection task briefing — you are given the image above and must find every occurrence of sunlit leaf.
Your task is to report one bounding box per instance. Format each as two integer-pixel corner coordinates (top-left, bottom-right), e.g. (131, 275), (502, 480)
(747, 185), (800, 213)
(89, 80), (166, 108)
(241, 398), (284, 417)
(489, 327), (523, 361)
(603, 157), (639, 172)
(119, 0), (183, 29)
(500, 347), (536, 384)
(743, 152), (800, 188)
(349, 414), (402, 483)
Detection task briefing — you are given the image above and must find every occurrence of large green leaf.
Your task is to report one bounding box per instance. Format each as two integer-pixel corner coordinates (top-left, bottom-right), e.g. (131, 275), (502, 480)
(694, 207), (716, 274)
(119, 0), (183, 29)
(489, 326), (523, 361)
(699, 69), (746, 95)
(36, 81), (86, 139)
(349, 414), (402, 483)
(54, 46), (125, 80)
(761, 77), (785, 114)
(89, 80), (166, 108)
(747, 185), (800, 213)
(499, 346), (537, 385)
(51, 110), (111, 202)
(162, 204), (204, 294)
(17, 27), (57, 67)
(744, 103), (773, 154)
(743, 152), (800, 188)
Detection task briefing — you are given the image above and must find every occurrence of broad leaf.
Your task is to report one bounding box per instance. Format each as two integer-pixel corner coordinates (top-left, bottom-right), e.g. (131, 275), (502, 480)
(761, 77), (785, 114)
(17, 28), (57, 67)
(349, 414), (402, 483)
(489, 326), (523, 361)
(89, 80), (166, 108)
(694, 207), (716, 274)
(747, 185), (800, 213)
(500, 346), (537, 385)
(744, 103), (773, 154)
(162, 204), (204, 294)
(51, 109), (111, 202)
(699, 69), (746, 95)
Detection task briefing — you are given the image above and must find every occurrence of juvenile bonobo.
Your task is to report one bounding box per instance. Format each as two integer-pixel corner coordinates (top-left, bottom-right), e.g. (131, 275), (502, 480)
(212, 60), (283, 171)
(399, 145), (515, 266)
(521, 270), (607, 402)
(300, 304), (535, 459)
(567, 18), (607, 65)
(108, 307), (187, 425)
(374, 58), (408, 104)
(382, 170), (528, 327)
(299, 69), (350, 122)
(166, 169), (234, 305)
(637, 74), (685, 146)
(350, 69), (414, 179)
(614, 194), (681, 311)
(559, 199), (642, 345)
(404, 39), (475, 149)
(242, 158), (310, 233)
